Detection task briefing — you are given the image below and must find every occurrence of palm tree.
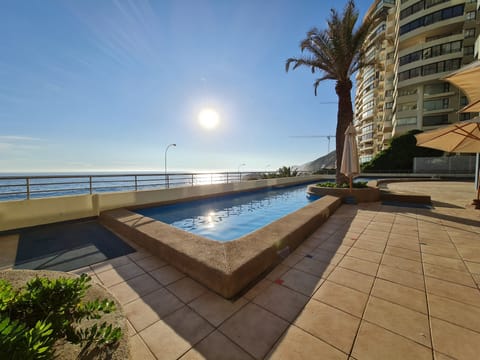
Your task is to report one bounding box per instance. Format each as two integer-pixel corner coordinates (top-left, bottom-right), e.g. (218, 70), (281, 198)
(286, 0), (379, 184)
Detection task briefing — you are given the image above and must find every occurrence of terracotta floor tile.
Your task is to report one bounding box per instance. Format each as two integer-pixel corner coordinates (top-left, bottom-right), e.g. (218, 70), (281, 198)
(327, 267), (374, 294)
(421, 253), (468, 272)
(180, 331), (254, 360)
(352, 321), (432, 360)
(220, 303), (289, 359)
(313, 280), (368, 318)
(338, 255), (379, 276)
(124, 287), (183, 331)
(127, 249), (151, 261)
(352, 239), (386, 253)
(163, 306), (214, 346)
(420, 244), (460, 259)
(363, 296), (431, 347)
(108, 273), (162, 305)
(253, 283), (309, 322)
(428, 293), (480, 333)
(376, 265), (425, 291)
(280, 268), (324, 296)
(319, 242), (351, 255)
(346, 247), (383, 263)
(425, 277), (480, 307)
(423, 263), (476, 288)
(310, 249), (345, 265)
(384, 246), (421, 262)
(465, 261), (480, 274)
(281, 253), (303, 267)
(189, 291), (247, 327)
(139, 319), (193, 359)
(431, 318), (480, 360)
(133, 255), (167, 272)
(90, 255), (133, 274)
(149, 265), (185, 285)
(294, 300), (360, 353)
(166, 277), (207, 303)
(267, 325), (347, 360)
(243, 279), (273, 301)
(293, 257), (336, 278)
(457, 246), (480, 263)
(95, 262), (145, 287)
(386, 238), (420, 252)
(266, 263), (291, 281)
(129, 334), (156, 360)
(381, 254), (423, 274)
(372, 278), (427, 314)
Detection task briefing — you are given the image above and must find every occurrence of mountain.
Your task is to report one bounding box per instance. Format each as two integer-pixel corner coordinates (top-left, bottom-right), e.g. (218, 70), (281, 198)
(295, 151), (336, 172)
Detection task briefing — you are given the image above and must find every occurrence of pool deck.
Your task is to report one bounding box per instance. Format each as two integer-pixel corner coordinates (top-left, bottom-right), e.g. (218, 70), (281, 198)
(5, 181), (480, 359)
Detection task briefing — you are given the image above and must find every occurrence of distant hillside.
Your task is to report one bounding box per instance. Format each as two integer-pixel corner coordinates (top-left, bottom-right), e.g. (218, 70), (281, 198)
(295, 151), (336, 172)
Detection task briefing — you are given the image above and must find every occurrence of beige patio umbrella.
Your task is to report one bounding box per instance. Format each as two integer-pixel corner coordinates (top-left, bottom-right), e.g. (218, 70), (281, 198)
(340, 123), (360, 192)
(442, 60), (480, 112)
(415, 118), (480, 200)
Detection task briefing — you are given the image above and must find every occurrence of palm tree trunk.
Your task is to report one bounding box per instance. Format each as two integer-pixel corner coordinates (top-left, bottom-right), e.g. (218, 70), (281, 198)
(335, 80), (353, 185)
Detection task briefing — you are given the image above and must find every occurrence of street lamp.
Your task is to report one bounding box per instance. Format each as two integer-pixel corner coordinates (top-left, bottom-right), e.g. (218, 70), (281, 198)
(237, 163), (246, 173)
(164, 143), (176, 188)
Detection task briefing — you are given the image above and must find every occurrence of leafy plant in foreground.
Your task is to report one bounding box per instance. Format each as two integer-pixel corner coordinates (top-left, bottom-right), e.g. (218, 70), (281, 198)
(0, 274), (122, 359)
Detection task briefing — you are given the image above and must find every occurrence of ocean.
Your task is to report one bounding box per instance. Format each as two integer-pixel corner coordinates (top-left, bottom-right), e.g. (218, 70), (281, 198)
(0, 171), (247, 202)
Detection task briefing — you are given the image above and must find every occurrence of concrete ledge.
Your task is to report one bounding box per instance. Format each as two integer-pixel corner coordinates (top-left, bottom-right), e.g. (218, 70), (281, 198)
(306, 185), (381, 203)
(100, 195), (341, 299)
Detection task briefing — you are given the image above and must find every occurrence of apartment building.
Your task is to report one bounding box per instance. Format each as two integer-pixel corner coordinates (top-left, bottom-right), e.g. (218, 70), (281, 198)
(354, 0), (480, 164)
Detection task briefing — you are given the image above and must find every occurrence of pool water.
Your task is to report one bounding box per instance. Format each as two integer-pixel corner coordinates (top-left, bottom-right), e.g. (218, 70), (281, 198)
(136, 184), (317, 242)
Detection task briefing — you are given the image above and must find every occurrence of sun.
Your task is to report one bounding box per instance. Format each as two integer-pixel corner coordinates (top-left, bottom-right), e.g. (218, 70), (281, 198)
(198, 108), (220, 129)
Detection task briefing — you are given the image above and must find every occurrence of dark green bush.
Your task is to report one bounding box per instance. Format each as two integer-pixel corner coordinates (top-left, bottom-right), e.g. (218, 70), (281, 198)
(317, 181), (368, 188)
(0, 274), (122, 359)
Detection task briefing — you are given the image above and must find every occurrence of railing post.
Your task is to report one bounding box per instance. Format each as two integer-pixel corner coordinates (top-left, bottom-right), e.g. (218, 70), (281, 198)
(166, 174), (170, 189)
(211, 174), (213, 184)
(226, 172), (229, 184)
(134, 175), (138, 191)
(89, 176), (93, 194)
(191, 174), (194, 186)
(26, 178), (30, 200)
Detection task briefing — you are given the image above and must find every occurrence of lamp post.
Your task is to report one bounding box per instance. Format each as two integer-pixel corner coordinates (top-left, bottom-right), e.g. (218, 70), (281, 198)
(164, 143), (176, 188)
(237, 163), (245, 182)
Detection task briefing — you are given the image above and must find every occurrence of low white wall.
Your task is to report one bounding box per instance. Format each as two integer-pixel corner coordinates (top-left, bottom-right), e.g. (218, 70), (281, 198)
(0, 176), (322, 232)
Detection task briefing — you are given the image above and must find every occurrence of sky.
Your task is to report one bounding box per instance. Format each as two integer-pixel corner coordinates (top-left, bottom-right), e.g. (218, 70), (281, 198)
(0, 0), (373, 173)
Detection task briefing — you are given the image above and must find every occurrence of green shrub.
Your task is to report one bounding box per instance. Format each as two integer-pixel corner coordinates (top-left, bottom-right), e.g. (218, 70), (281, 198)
(317, 181), (368, 189)
(0, 274), (122, 359)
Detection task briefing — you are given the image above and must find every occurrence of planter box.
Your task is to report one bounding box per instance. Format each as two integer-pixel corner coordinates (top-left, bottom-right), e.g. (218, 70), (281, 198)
(307, 184), (381, 203)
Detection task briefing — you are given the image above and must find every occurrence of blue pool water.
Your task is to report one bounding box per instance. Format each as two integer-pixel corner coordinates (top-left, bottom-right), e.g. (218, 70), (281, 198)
(135, 184), (318, 242)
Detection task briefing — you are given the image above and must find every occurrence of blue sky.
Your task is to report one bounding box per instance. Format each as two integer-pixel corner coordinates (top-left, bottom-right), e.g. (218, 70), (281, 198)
(0, 0), (372, 173)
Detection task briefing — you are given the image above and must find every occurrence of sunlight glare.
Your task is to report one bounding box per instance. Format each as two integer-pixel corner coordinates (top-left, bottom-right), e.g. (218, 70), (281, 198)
(198, 108), (220, 129)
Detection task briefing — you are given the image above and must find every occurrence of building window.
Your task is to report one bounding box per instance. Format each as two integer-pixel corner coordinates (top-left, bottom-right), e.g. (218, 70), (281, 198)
(399, 102), (417, 111)
(385, 89), (393, 97)
(460, 113), (474, 121)
(465, 29), (476, 38)
(398, 88), (417, 96)
(397, 117), (418, 126)
(400, 40), (462, 65)
(424, 83), (450, 95)
(424, 98), (449, 111)
(385, 102), (393, 109)
(400, 0), (425, 20)
(460, 96), (468, 106)
(464, 46), (474, 55)
(466, 11), (476, 21)
(423, 114), (449, 126)
(400, 5), (465, 35)
(425, 0), (450, 8)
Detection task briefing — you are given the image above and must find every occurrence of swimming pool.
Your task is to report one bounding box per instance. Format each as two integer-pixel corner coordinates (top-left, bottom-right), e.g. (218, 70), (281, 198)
(135, 184), (318, 241)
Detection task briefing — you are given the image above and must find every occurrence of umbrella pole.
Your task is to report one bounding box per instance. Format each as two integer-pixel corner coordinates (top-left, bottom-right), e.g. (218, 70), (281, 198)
(349, 176), (353, 193)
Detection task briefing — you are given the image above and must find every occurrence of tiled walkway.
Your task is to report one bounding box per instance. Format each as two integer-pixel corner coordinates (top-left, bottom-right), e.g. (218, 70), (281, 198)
(72, 198), (480, 359)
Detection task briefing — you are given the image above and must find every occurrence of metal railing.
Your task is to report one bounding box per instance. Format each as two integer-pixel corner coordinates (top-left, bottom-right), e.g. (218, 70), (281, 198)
(0, 171), (284, 202)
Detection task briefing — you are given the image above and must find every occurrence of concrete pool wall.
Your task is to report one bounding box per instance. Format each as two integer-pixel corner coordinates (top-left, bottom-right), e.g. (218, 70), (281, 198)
(0, 176), (325, 232)
(100, 195), (342, 298)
